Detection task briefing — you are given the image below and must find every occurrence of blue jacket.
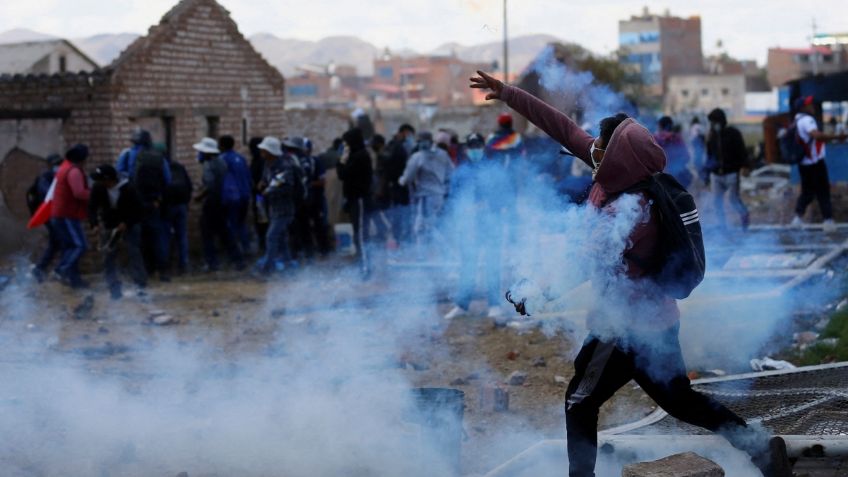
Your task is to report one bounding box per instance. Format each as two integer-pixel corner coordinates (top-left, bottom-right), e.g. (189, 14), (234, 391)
(117, 145), (172, 184)
(220, 150), (253, 202)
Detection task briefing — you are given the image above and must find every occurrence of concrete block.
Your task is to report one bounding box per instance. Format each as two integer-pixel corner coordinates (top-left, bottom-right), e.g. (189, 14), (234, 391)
(622, 452), (724, 477)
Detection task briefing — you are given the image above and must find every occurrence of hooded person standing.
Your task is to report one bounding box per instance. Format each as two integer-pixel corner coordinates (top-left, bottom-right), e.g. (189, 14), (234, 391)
(398, 131), (454, 246)
(89, 164), (147, 299)
(470, 70), (792, 477)
(194, 137), (244, 272)
(705, 108), (750, 230)
(654, 116), (692, 188)
(51, 144), (91, 288)
(336, 128), (373, 277)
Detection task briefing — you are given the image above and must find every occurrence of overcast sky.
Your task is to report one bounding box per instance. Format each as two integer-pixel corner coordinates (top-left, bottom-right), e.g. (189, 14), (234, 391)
(2, 0), (846, 64)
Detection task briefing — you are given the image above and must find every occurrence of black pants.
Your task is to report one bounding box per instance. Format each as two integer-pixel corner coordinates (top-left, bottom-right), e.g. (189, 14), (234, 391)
(564, 325), (748, 477)
(796, 160), (833, 220)
(201, 200), (243, 269)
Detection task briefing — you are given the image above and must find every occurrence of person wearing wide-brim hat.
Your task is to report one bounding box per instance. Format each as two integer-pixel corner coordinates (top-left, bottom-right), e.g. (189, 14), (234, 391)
(194, 137), (244, 272)
(254, 136), (301, 275)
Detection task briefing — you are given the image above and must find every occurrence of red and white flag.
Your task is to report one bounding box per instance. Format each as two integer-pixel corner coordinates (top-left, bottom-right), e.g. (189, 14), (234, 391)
(27, 179), (56, 230)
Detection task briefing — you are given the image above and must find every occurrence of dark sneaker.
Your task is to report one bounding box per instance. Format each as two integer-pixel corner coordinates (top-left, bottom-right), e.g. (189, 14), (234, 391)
(110, 285), (123, 300)
(752, 436), (792, 477)
(31, 267), (46, 283)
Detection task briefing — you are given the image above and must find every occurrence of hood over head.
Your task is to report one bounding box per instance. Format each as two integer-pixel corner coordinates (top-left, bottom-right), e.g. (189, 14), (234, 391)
(707, 108), (727, 127)
(594, 118), (666, 194)
(342, 128), (366, 151)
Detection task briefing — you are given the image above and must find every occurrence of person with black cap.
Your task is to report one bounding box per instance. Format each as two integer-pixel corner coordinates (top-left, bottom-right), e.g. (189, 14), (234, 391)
(444, 133), (511, 320)
(790, 96), (848, 231)
(705, 108), (750, 230)
(27, 154), (64, 282)
(398, 131), (454, 246)
(337, 127), (373, 277)
(89, 164), (147, 299)
(51, 144), (91, 288)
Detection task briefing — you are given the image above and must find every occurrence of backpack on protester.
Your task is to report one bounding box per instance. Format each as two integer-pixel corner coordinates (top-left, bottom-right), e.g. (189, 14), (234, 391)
(133, 148), (167, 203)
(26, 171), (54, 215)
(778, 118), (808, 165)
(164, 162), (192, 205)
(620, 172), (706, 299)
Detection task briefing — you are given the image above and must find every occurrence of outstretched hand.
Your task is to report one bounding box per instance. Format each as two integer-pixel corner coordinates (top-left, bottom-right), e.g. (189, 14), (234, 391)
(469, 70), (504, 101)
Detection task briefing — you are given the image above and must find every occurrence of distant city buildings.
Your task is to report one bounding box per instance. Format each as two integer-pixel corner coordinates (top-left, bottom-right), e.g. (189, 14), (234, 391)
(284, 50), (489, 110)
(618, 7), (704, 97)
(766, 33), (848, 88)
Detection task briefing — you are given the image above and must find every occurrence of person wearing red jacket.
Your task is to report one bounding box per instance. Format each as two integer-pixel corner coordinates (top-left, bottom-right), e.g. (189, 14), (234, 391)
(51, 144), (91, 288)
(470, 71), (791, 477)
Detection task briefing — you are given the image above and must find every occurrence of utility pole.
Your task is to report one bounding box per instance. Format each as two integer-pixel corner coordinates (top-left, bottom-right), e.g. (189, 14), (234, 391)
(811, 17), (819, 75)
(503, 0), (509, 82)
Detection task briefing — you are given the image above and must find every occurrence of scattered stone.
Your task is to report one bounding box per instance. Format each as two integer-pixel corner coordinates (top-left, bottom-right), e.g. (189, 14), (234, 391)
(622, 452), (724, 477)
(532, 356), (547, 367)
(450, 377), (469, 386)
(506, 350), (520, 361)
(507, 370), (527, 386)
(26, 323), (37, 331)
(73, 295), (95, 320)
(466, 372), (481, 381)
(478, 383), (509, 412)
(148, 311), (177, 326)
(73, 342), (131, 360)
(270, 308), (286, 319)
(820, 338), (839, 347)
(554, 375), (568, 386)
(211, 310), (221, 317)
(176, 472), (189, 477)
(794, 331), (820, 345)
(97, 326), (109, 334)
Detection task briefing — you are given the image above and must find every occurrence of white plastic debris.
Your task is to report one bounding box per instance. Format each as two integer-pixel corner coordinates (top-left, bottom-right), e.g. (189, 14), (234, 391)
(750, 357), (797, 372)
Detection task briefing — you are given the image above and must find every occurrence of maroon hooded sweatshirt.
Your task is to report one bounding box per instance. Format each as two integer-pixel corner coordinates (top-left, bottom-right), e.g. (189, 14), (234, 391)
(501, 85), (679, 330)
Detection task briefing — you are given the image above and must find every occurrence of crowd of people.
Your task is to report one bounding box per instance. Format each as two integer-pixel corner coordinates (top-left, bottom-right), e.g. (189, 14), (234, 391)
(25, 93), (848, 301)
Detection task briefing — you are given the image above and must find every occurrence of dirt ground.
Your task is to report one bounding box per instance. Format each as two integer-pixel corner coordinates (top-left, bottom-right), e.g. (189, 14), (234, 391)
(0, 258), (657, 476)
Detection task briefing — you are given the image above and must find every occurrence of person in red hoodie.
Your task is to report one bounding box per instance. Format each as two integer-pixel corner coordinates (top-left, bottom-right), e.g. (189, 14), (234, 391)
(470, 71), (791, 477)
(52, 144), (91, 288)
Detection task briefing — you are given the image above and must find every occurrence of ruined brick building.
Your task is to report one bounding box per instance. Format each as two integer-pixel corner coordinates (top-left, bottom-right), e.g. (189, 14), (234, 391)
(0, 0), (285, 255)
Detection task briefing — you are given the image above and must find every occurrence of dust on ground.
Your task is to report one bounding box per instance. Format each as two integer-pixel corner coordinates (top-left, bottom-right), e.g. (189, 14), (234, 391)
(0, 261), (655, 476)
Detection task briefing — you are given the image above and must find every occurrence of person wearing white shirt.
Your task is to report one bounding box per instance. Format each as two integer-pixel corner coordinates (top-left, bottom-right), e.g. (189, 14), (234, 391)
(791, 96), (848, 231)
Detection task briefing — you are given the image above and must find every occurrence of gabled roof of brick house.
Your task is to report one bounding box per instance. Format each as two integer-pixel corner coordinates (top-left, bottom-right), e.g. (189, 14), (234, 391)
(0, 39), (99, 75)
(108, 0), (284, 89)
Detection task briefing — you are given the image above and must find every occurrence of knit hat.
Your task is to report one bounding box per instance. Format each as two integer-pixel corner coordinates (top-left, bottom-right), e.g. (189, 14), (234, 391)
(65, 144), (89, 163)
(498, 113), (513, 128)
(45, 154), (63, 166)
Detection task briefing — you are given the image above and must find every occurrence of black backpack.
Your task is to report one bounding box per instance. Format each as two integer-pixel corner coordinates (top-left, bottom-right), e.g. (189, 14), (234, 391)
(778, 118), (808, 165)
(621, 173), (706, 299)
(165, 161), (192, 205)
(133, 148), (166, 204)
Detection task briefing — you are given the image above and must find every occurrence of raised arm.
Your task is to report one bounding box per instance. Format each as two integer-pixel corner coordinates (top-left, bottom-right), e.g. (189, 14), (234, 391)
(470, 70), (595, 168)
